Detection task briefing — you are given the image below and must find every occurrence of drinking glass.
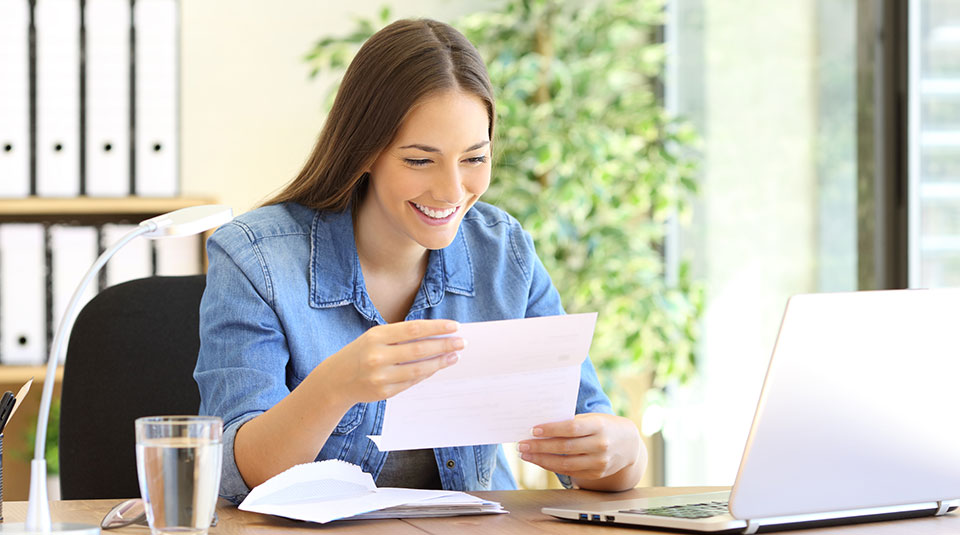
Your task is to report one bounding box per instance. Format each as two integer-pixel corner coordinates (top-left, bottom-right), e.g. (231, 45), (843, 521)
(135, 416), (223, 535)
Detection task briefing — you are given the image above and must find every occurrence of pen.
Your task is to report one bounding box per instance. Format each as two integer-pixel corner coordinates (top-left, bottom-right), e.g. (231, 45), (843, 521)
(9, 377), (33, 424)
(0, 390), (15, 433)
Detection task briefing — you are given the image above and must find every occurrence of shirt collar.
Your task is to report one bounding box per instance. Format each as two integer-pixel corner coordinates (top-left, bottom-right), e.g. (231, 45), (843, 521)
(309, 208), (475, 317)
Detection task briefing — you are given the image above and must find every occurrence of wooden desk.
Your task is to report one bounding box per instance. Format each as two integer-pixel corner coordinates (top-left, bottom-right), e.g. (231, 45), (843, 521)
(4, 488), (960, 534)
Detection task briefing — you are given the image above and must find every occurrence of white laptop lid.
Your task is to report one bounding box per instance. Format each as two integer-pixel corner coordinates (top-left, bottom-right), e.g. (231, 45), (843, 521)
(729, 289), (960, 520)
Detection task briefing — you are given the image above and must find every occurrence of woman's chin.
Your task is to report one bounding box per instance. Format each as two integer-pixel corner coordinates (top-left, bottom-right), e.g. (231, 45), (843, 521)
(415, 232), (458, 251)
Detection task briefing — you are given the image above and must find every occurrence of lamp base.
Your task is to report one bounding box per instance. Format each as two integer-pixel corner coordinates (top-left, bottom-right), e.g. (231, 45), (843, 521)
(0, 523), (100, 535)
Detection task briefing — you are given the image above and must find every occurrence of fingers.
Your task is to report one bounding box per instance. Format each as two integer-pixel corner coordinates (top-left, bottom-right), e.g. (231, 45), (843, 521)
(530, 414), (601, 439)
(518, 414), (642, 484)
(386, 352), (460, 383)
(390, 335), (466, 365)
(366, 320), (464, 365)
(332, 320), (463, 404)
(374, 319), (459, 344)
(518, 432), (619, 481)
(519, 451), (616, 481)
(518, 414), (611, 471)
(519, 435), (604, 456)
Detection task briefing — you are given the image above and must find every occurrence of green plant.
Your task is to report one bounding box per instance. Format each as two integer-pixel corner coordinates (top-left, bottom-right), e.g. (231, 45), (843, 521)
(304, 0), (702, 421)
(20, 398), (60, 475)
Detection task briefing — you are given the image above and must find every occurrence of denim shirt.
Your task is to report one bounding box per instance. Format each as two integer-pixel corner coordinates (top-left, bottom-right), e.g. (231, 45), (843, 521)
(194, 201), (613, 504)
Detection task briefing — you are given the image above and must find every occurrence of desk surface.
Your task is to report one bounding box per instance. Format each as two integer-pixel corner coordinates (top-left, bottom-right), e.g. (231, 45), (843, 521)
(5, 488), (960, 534)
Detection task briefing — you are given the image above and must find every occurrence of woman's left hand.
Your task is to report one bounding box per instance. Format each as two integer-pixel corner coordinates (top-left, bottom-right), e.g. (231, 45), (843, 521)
(517, 412), (646, 491)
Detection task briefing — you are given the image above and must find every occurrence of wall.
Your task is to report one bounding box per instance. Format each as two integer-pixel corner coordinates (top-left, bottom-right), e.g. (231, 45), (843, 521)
(179, 0), (495, 215)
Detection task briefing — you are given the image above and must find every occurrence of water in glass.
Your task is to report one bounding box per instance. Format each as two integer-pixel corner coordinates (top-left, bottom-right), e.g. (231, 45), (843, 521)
(136, 423), (222, 535)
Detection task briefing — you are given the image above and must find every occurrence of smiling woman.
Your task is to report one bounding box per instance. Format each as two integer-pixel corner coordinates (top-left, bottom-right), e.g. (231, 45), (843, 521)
(193, 18), (646, 505)
(361, 90), (491, 267)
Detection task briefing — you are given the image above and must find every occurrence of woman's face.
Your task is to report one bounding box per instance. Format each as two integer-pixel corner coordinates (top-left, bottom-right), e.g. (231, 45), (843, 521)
(363, 89), (491, 251)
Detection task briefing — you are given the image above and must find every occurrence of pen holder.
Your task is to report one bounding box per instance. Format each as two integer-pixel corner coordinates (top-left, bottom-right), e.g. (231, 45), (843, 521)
(1, 433), (4, 522)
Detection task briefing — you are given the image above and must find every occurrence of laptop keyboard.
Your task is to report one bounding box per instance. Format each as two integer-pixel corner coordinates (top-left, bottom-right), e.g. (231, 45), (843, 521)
(621, 500), (729, 519)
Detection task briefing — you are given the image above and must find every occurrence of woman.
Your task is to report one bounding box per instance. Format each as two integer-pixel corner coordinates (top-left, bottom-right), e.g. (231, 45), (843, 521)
(195, 18), (646, 504)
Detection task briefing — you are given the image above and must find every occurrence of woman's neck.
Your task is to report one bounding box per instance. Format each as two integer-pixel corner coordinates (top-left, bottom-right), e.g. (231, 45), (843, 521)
(353, 200), (429, 323)
(353, 199), (428, 279)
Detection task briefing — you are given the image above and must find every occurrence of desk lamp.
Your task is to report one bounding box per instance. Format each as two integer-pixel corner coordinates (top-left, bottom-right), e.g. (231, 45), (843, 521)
(0, 205), (233, 535)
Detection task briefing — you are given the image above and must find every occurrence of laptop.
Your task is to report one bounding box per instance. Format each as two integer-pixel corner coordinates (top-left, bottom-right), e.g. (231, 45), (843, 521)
(543, 289), (960, 533)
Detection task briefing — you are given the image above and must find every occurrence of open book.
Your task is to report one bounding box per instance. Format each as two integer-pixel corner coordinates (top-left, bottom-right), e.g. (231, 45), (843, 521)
(238, 460), (506, 523)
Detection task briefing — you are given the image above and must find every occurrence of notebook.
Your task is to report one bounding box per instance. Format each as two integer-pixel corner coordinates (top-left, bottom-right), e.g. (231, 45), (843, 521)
(543, 289), (960, 533)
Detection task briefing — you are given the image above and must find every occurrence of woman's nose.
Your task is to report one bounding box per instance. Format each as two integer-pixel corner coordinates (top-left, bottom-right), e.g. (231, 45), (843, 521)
(434, 168), (465, 204)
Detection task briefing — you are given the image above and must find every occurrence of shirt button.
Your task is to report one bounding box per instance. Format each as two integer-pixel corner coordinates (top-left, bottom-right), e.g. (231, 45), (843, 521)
(446, 460), (456, 469)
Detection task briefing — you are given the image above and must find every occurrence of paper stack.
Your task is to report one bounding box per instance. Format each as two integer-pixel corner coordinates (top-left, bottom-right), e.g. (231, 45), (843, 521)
(238, 460), (506, 524)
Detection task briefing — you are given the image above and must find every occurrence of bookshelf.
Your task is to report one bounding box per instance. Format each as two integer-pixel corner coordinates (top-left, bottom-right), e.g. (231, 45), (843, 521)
(0, 196), (217, 500)
(0, 196), (214, 222)
(0, 364), (61, 385)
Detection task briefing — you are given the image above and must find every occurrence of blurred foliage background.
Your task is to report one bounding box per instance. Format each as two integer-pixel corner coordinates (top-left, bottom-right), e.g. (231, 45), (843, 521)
(26, 399), (60, 475)
(305, 0), (703, 424)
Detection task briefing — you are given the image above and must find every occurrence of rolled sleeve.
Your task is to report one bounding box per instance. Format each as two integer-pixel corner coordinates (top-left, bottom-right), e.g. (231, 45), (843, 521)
(194, 223), (292, 502)
(218, 413), (259, 504)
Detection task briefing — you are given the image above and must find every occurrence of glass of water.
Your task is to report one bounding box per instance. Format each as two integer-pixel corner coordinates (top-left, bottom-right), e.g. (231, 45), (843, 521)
(135, 416), (223, 535)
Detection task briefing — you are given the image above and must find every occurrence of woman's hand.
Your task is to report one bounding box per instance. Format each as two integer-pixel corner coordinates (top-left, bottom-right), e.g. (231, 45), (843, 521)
(319, 319), (464, 407)
(517, 413), (646, 491)
(235, 319), (461, 489)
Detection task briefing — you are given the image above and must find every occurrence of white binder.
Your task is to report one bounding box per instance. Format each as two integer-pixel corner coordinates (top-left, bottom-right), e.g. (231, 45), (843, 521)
(102, 224), (153, 287)
(0, 224), (47, 365)
(134, 0), (179, 197)
(85, 0), (131, 197)
(155, 234), (202, 276)
(50, 225), (98, 362)
(35, 0), (82, 198)
(0, 0), (31, 198)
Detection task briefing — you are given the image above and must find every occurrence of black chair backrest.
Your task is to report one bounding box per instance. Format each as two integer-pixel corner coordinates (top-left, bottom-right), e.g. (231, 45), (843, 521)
(59, 274), (206, 499)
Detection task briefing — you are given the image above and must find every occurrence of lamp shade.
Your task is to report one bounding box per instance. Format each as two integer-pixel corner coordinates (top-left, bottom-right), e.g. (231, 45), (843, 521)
(140, 205), (233, 238)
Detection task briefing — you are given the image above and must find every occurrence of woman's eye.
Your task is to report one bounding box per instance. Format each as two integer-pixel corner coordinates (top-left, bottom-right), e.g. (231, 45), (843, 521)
(464, 155), (488, 165)
(405, 158), (432, 167)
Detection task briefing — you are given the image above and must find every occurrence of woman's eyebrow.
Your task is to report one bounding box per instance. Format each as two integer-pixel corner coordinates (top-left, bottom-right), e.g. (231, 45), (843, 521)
(398, 140), (490, 153)
(465, 140), (490, 152)
(398, 143), (441, 153)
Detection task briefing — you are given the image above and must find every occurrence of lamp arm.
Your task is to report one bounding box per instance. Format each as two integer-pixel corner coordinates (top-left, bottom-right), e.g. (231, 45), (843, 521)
(26, 222), (155, 531)
(33, 222), (154, 459)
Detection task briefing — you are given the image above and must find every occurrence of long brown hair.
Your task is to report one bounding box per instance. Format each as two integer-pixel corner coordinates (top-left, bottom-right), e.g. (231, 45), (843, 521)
(264, 19), (495, 212)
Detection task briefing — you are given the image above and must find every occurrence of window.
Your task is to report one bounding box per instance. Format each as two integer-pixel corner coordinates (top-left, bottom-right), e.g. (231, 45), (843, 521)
(909, 0), (960, 287)
(664, 0), (858, 484)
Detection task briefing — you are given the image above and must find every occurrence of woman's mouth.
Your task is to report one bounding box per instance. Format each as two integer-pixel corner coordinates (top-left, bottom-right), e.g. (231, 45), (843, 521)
(410, 202), (460, 225)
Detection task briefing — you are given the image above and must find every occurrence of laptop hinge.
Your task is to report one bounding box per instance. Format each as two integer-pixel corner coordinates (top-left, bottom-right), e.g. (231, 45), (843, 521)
(744, 520), (761, 535)
(935, 500), (959, 516)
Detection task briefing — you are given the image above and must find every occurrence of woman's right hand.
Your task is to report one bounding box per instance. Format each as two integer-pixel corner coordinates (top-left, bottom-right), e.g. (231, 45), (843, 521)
(319, 319), (463, 406)
(233, 319), (461, 489)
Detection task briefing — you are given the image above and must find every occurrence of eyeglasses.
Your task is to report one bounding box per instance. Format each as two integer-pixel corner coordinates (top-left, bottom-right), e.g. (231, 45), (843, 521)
(101, 499), (218, 530)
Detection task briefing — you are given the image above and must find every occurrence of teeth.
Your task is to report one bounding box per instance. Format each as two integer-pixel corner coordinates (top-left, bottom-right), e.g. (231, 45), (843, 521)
(414, 202), (456, 219)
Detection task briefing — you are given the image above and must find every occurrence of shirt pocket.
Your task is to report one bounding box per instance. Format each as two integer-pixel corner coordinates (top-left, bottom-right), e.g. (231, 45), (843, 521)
(331, 403), (366, 435)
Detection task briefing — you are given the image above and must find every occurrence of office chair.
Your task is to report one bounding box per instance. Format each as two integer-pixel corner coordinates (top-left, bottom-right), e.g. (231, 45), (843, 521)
(59, 274), (206, 500)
